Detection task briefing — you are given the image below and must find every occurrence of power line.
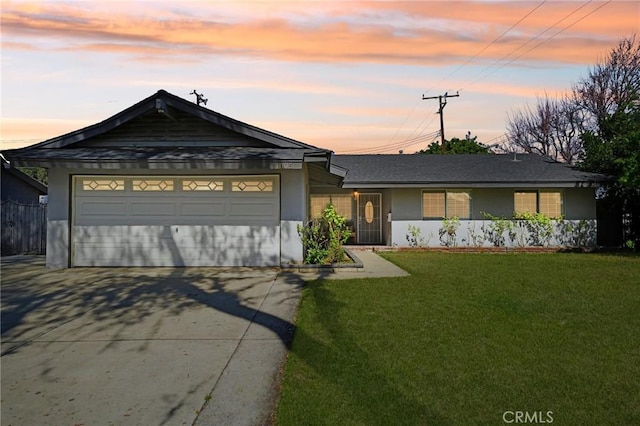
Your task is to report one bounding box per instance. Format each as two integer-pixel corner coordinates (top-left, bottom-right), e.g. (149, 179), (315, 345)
(337, 129), (441, 154)
(440, 0), (549, 84)
(483, 134), (508, 145)
(389, 1), (548, 154)
(397, 104), (440, 149)
(384, 97), (422, 145)
(370, 0), (612, 154)
(461, 0), (596, 87)
(338, 130), (440, 154)
(483, 0), (612, 77)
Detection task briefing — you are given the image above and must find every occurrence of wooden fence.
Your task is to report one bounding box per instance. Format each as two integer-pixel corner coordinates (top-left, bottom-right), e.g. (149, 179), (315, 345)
(1, 200), (47, 255)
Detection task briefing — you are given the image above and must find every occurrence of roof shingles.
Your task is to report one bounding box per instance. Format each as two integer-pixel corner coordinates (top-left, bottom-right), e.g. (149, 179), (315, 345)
(332, 154), (605, 187)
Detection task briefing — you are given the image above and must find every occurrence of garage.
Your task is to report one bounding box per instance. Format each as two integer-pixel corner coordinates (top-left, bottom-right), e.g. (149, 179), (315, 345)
(72, 175), (280, 267)
(4, 90), (345, 268)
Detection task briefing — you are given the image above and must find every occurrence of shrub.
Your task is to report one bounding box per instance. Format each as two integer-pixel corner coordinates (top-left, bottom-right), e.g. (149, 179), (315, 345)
(556, 218), (597, 247)
(297, 204), (352, 264)
(465, 222), (486, 247)
(513, 212), (555, 246)
(439, 217), (460, 247)
(481, 213), (516, 247)
(406, 224), (429, 247)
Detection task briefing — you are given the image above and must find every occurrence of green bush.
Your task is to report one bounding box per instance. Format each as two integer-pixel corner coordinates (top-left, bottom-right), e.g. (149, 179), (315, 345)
(406, 224), (430, 247)
(513, 212), (555, 246)
(481, 212), (516, 247)
(439, 216), (460, 247)
(297, 204), (352, 264)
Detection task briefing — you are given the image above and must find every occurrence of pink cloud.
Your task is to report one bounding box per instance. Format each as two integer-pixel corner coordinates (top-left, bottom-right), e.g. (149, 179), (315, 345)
(2, 1), (637, 66)
(0, 118), (94, 149)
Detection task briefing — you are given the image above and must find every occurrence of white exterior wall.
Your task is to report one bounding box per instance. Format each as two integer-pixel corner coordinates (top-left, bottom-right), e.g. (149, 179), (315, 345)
(391, 219), (597, 248)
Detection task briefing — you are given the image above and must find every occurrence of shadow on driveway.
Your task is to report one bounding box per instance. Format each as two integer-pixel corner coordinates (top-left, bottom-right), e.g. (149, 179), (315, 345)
(1, 256), (302, 426)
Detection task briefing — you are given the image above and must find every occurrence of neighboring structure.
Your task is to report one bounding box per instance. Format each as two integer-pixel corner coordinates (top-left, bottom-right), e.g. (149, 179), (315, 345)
(2, 90), (605, 268)
(1, 159), (47, 203)
(1, 159), (48, 255)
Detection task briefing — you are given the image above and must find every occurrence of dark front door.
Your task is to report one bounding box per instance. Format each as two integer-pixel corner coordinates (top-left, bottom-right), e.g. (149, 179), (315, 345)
(357, 193), (382, 244)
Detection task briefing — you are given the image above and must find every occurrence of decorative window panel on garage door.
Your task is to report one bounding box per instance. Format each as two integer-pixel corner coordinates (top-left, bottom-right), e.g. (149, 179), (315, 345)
(73, 175), (280, 267)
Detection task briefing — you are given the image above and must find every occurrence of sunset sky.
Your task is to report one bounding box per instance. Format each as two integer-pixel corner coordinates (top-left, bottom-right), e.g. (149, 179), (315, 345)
(1, 0), (639, 153)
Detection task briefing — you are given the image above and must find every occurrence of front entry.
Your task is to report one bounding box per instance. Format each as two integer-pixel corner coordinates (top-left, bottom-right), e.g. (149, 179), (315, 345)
(357, 193), (382, 244)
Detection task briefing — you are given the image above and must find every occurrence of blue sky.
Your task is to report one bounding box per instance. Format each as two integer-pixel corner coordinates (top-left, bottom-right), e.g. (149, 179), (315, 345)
(1, 0), (638, 153)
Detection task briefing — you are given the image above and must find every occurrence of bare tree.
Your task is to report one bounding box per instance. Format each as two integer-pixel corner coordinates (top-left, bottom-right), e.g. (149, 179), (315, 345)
(550, 94), (587, 164)
(506, 93), (585, 164)
(506, 36), (639, 165)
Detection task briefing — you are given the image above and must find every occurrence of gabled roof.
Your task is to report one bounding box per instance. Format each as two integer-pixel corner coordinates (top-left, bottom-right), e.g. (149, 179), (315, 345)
(333, 154), (606, 188)
(2, 90), (339, 171)
(25, 90), (322, 151)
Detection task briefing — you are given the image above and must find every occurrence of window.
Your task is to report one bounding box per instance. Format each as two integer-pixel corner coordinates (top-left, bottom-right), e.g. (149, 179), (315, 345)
(539, 191), (563, 218)
(132, 179), (174, 191)
(422, 190), (471, 219)
(231, 179), (273, 192)
(310, 195), (352, 219)
(514, 191), (537, 214)
(423, 192), (445, 218)
(182, 179), (224, 191)
(514, 190), (563, 218)
(82, 179), (125, 191)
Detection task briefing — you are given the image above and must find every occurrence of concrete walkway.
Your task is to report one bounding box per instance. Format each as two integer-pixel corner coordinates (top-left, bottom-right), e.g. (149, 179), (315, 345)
(302, 250), (410, 280)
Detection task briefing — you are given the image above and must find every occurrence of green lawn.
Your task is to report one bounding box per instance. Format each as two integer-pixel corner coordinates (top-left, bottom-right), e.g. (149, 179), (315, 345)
(275, 252), (640, 425)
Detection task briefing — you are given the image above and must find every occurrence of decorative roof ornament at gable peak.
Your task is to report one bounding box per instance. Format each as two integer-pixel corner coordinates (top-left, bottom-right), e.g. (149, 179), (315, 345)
(189, 90), (208, 106)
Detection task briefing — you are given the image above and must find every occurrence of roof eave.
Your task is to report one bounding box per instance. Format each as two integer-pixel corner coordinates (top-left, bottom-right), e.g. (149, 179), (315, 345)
(4, 158), (305, 170)
(341, 181), (603, 189)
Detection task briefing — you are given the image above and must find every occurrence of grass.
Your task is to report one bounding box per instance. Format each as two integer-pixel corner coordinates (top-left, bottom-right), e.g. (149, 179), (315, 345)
(275, 252), (640, 425)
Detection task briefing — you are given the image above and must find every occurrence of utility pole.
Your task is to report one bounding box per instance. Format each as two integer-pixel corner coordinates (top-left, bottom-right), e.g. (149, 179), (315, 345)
(422, 91), (459, 152)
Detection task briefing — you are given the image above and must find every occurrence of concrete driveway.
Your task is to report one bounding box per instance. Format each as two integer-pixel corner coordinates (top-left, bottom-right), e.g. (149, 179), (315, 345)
(1, 256), (303, 426)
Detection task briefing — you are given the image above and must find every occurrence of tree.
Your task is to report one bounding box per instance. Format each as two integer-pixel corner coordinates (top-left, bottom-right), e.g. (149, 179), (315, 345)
(578, 36), (640, 248)
(505, 35), (640, 248)
(506, 93), (585, 164)
(574, 36), (640, 139)
(18, 167), (48, 185)
(417, 134), (491, 154)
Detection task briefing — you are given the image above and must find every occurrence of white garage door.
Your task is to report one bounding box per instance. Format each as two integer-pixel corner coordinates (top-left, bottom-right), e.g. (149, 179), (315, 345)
(72, 175), (280, 267)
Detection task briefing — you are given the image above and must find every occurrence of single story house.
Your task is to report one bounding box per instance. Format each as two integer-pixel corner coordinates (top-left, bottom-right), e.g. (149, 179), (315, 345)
(2, 90), (604, 268)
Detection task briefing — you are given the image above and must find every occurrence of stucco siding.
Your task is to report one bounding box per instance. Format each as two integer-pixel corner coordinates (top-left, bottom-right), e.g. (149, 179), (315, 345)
(391, 188), (515, 221)
(390, 188), (422, 220)
(310, 186), (352, 195)
(280, 167), (307, 263)
(381, 188), (392, 245)
(46, 168), (71, 268)
(564, 188), (597, 220)
(389, 187), (597, 221)
(392, 219), (597, 248)
(471, 188), (514, 218)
